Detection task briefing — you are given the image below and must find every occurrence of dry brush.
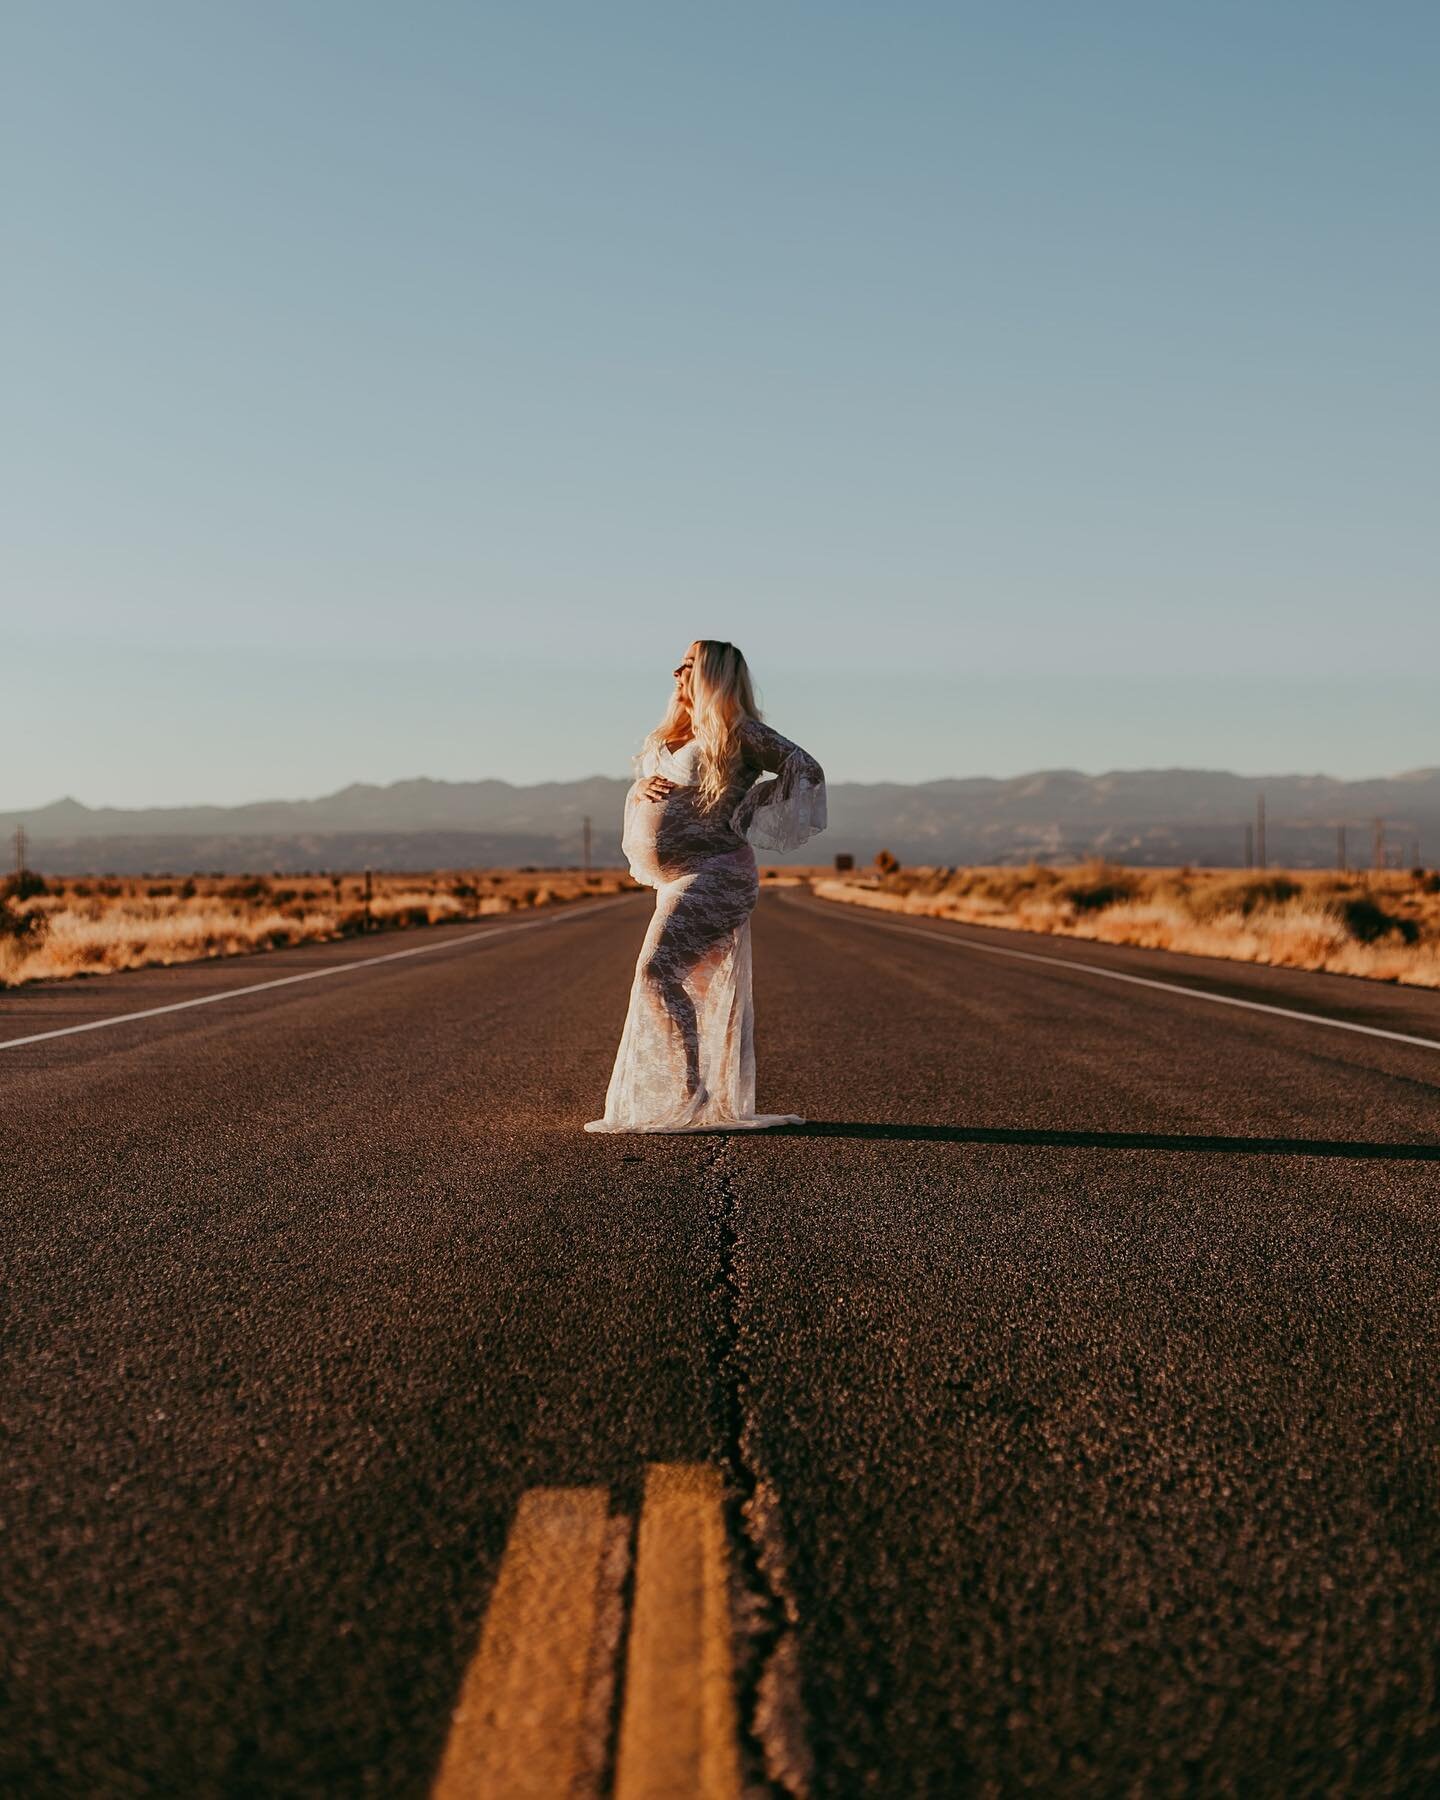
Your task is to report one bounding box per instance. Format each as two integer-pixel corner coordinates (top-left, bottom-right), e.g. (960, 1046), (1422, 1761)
(0, 868), (642, 988)
(813, 862), (1440, 989)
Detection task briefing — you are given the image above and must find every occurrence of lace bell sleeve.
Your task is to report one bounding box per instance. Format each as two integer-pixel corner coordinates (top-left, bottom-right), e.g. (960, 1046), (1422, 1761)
(730, 717), (827, 853)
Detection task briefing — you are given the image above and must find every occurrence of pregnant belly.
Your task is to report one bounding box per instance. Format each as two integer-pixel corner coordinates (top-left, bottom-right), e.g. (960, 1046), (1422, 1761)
(624, 790), (746, 885)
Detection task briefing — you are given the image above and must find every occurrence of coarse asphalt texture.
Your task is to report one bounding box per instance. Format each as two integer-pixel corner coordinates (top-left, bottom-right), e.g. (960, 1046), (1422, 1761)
(3, 887), (1438, 1797)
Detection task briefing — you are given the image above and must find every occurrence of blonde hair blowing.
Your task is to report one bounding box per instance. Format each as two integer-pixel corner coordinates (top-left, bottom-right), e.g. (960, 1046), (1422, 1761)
(645, 639), (760, 810)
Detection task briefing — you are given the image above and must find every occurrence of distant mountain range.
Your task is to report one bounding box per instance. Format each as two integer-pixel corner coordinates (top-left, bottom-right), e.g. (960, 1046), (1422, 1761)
(6, 768), (1439, 875)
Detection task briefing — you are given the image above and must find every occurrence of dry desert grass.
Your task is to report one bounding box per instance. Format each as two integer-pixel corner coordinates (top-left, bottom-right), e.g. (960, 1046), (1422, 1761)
(0, 868), (643, 989)
(814, 862), (1440, 989)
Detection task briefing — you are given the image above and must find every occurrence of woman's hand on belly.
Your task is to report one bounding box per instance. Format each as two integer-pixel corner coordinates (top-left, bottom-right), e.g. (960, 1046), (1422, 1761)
(637, 775), (678, 803)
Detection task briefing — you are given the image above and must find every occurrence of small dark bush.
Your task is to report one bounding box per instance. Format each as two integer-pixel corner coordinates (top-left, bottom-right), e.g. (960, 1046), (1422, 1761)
(1191, 876), (1301, 920)
(1340, 897), (1419, 945)
(874, 848), (900, 875)
(3, 870), (49, 901)
(1062, 865), (1141, 913)
(1065, 881), (1131, 912)
(1236, 876), (1301, 913)
(0, 898), (47, 942)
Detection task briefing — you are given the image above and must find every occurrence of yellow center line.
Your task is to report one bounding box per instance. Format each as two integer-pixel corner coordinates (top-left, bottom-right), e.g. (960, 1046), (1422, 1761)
(614, 1464), (743, 1800)
(431, 1487), (625, 1799)
(433, 1464), (754, 1796)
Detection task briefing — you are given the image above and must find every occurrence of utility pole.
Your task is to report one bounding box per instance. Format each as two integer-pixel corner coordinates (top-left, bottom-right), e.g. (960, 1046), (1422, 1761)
(582, 814), (592, 878)
(1337, 824), (1346, 872)
(363, 866), (373, 932)
(12, 824), (26, 878)
(1413, 836), (1422, 870)
(1244, 823), (1253, 869)
(1373, 818), (1385, 872)
(1255, 793), (1266, 871)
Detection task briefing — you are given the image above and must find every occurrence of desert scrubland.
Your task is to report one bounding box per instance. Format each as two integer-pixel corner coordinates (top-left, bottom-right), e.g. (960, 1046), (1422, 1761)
(8, 861), (1440, 992)
(816, 863), (1440, 989)
(0, 868), (643, 988)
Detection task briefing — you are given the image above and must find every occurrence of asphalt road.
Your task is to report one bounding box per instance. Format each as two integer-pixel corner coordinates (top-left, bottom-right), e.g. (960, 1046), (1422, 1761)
(3, 889), (1438, 1797)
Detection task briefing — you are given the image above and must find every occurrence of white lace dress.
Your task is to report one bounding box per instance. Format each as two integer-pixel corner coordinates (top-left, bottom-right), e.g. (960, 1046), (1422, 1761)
(584, 716), (827, 1134)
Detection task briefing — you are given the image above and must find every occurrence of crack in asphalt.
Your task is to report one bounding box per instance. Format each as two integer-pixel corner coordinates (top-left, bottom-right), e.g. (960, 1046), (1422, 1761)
(701, 1140), (812, 1800)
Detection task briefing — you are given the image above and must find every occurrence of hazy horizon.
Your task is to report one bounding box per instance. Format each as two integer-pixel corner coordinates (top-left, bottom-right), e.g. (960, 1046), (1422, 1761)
(10, 734), (1440, 823)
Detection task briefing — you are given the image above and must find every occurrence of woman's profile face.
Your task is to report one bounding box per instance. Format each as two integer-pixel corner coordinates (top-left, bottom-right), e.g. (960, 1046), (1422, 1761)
(673, 645), (697, 708)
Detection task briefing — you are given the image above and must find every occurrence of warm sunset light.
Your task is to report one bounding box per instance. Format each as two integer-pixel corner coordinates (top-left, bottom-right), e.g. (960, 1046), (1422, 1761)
(5, 5), (1436, 1794)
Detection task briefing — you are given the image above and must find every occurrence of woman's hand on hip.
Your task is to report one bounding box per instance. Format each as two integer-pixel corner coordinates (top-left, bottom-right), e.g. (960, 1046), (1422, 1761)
(638, 775), (678, 803)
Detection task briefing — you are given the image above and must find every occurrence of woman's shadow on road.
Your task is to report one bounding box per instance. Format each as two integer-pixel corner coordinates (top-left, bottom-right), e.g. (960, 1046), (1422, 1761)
(771, 1121), (1440, 1162)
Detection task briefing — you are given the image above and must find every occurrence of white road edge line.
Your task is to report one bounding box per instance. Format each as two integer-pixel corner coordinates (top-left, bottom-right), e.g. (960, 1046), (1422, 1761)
(797, 897), (1440, 1055)
(0, 895), (639, 1051)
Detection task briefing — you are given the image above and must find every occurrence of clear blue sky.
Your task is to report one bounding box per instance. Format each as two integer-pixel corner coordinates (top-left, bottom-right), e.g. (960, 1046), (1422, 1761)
(5, 1), (1436, 808)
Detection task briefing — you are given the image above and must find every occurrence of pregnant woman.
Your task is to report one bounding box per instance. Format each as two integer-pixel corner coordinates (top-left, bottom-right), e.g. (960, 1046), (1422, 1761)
(585, 639), (827, 1134)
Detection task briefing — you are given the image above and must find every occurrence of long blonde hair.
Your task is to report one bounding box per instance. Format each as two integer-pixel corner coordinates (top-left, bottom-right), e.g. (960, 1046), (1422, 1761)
(645, 639), (760, 810)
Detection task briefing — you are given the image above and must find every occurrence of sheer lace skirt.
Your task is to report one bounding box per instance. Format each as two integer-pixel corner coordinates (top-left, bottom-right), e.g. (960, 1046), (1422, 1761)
(583, 846), (804, 1134)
